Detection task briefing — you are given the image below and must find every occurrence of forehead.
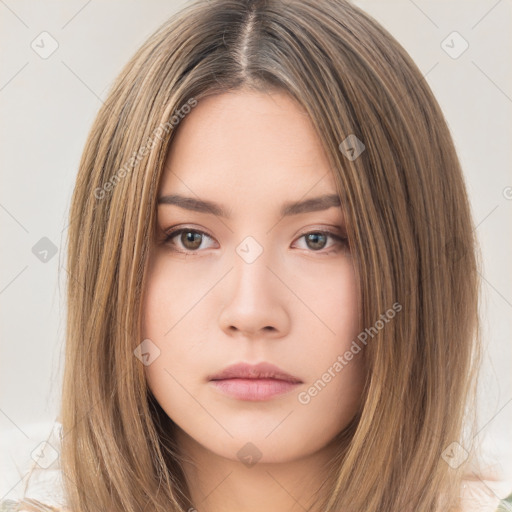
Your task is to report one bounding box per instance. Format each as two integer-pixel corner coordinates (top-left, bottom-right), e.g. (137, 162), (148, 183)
(160, 90), (338, 199)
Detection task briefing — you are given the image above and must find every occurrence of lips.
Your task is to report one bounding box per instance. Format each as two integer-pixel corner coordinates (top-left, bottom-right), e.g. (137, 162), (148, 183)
(208, 362), (302, 401)
(208, 362), (302, 383)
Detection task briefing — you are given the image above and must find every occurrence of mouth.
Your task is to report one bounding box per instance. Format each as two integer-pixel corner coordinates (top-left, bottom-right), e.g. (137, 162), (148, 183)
(208, 362), (302, 401)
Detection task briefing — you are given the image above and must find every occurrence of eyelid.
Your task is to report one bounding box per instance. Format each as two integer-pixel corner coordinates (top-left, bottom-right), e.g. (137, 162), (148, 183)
(294, 224), (347, 239)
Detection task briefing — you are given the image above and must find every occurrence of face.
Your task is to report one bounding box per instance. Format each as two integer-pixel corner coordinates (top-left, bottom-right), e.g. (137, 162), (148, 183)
(141, 89), (365, 464)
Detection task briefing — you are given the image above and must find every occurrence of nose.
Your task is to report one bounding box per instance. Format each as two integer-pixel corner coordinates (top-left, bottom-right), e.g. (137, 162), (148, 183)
(217, 248), (290, 339)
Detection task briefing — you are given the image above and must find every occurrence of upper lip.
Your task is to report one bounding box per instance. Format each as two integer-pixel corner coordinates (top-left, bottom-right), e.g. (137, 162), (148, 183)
(208, 362), (302, 383)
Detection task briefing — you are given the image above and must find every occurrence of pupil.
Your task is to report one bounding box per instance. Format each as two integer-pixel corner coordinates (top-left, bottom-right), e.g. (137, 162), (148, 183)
(182, 231), (201, 249)
(307, 233), (326, 250)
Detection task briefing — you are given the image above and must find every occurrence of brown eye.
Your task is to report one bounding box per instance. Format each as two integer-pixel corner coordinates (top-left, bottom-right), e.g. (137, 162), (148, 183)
(180, 231), (203, 250)
(304, 232), (328, 250)
(162, 228), (215, 253)
(293, 230), (348, 255)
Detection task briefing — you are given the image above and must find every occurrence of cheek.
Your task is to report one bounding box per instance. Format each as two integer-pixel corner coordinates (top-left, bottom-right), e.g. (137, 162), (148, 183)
(324, 257), (359, 332)
(142, 256), (168, 340)
(141, 264), (188, 360)
(141, 256), (216, 411)
(293, 258), (364, 413)
(293, 255), (360, 347)
(141, 258), (196, 338)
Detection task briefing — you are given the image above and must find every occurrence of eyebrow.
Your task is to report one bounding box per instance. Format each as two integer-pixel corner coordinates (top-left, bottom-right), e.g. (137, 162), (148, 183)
(157, 193), (342, 218)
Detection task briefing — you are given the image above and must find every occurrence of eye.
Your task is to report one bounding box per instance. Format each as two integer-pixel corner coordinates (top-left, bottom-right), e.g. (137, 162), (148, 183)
(162, 228), (216, 253)
(292, 230), (348, 254)
(161, 227), (348, 255)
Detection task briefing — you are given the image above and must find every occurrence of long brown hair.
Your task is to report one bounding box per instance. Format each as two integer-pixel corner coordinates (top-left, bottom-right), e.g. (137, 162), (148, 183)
(54, 0), (481, 510)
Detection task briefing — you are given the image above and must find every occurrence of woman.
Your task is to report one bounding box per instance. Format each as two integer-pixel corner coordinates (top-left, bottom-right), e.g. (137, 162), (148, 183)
(3, 0), (509, 510)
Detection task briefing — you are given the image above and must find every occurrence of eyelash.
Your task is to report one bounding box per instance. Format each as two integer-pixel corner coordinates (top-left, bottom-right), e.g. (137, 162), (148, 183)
(161, 227), (348, 256)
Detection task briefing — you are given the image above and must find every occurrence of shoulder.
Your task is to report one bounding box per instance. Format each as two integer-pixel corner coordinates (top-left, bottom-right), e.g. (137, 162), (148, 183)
(496, 492), (512, 511)
(0, 498), (68, 511)
(1, 421), (68, 512)
(0, 500), (18, 512)
(460, 477), (512, 512)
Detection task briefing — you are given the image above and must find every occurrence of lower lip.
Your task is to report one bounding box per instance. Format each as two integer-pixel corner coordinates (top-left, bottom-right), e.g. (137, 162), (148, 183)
(209, 378), (301, 401)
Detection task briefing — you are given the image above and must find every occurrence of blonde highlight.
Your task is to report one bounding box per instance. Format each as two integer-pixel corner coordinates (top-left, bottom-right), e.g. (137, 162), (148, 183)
(57, 1), (481, 511)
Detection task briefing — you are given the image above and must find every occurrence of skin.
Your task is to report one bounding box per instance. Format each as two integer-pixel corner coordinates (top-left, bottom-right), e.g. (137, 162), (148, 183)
(141, 89), (365, 512)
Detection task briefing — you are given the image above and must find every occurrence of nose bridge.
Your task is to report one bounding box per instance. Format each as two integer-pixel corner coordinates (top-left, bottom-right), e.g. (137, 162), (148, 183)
(218, 234), (289, 336)
(231, 234), (274, 299)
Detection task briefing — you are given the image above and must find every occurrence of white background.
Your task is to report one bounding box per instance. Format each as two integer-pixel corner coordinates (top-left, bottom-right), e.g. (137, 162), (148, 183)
(1, 0), (511, 501)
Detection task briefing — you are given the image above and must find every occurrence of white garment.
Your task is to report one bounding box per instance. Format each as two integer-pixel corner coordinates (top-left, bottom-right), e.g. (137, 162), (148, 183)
(0, 421), (67, 511)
